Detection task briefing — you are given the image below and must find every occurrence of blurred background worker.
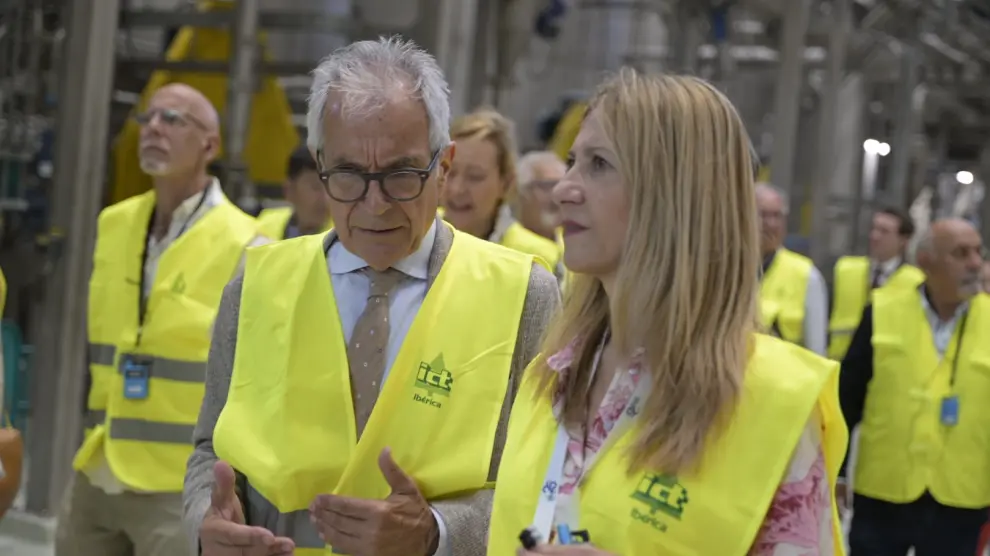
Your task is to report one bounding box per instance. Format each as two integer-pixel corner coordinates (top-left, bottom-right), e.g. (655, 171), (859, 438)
(256, 146), (333, 240)
(55, 84), (264, 556)
(756, 183), (829, 355)
(514, 150), (566, 244)
(839, 218), (989, 556)
(828, 208), (925, 360)
(442, 108), (563, 277)
(184, 38), (560, 556)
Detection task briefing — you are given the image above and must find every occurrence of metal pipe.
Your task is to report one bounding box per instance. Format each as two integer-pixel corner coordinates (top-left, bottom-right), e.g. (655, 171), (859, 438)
(809, 0), (852, 268)
(223, 0), (259, 206)
(768, 0), (812, 198)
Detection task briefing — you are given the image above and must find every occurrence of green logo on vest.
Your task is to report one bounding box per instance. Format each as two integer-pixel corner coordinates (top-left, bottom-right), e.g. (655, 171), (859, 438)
(171, 273), (187, 295)
(630, 473), (689, 533)
(412, 354), (453, 409)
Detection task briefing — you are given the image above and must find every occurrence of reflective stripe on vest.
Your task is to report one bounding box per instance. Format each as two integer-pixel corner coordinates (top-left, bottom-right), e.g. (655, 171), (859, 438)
(88, 343), (116, 367)
(856, 289), (990, 508)
(213, 226), (532, 554)
(488, 334), (848, 556)
(76, 190), (258, 492)
(827, 257), (925, 360)
(759, 248), (812, 345)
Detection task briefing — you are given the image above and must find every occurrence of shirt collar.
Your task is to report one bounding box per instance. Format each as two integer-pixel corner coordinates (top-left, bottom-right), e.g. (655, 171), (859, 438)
(487, 204), (517, 244)
(875, 256), (902, 276)
(169, 178), (219, 223)
(920, 285), (970, 323)
(330, 218), (437, 280)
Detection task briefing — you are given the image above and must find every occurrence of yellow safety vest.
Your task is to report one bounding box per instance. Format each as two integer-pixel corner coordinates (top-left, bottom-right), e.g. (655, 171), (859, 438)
(257, 206), (333, 240)
(760, 248), (813, 345)
(501, 221), (560, 273)
(489, 335), (847, 556)
(827, 256), (925, 360)
(856, 288), (990, 508)
(213, 227), (534, 555)
(75, 190), (258, 492)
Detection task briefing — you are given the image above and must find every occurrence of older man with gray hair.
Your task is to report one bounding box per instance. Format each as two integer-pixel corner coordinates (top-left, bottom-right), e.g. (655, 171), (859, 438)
(755, 183), (828, 355)
(515, 151), (566, 241)
(182, 37), (559, 556)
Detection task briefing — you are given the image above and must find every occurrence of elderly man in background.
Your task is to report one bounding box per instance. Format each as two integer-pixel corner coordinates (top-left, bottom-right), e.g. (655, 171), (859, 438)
(56, 83), (264, 556)
(756, 183), (828, 355)
(183, 37), (560, 556)
(839, 218), (989, 556)
(514, 151), (566, 242)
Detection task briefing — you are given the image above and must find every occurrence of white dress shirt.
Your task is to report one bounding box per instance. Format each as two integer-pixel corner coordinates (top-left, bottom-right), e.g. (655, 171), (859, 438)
(870, 256), (903, 288)
(920, 288), (969, 358)
(87, 179), (267, 494)
(327, 220), (450, 556)
(803, 265), (829, 356)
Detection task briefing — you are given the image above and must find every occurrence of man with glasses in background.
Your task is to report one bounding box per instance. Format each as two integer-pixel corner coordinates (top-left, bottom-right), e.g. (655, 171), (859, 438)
(514, 151), (566, 243)
(184, 37), (560, 556)
(756, 183), (829, 355)
(56, 83), (265, 556)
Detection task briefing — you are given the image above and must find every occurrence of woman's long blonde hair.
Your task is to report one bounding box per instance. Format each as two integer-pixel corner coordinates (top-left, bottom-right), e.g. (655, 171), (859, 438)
(537, 68), (761, 474)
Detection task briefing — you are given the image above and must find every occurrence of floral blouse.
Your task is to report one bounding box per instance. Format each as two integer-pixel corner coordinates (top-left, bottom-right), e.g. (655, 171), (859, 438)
(545, 337), (834, 555)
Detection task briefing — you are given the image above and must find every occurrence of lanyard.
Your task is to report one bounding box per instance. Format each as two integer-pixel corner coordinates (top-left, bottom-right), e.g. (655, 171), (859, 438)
(137, 190), (209, 342)
(948, 309), (970, 388)
(531, 359), (652, 540)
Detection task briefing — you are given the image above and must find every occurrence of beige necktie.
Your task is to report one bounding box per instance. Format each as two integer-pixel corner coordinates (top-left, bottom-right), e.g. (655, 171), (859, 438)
(348, 267), (406, 437)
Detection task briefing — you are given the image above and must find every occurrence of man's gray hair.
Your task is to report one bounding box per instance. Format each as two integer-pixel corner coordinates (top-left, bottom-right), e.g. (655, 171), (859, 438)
(517, 151), (565, 191)
(307, 36), (451, 154)
(755, 182), (790, 215)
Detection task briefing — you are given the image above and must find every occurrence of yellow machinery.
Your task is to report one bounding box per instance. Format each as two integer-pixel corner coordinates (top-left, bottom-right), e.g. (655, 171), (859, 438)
(110, 0), (299, 204)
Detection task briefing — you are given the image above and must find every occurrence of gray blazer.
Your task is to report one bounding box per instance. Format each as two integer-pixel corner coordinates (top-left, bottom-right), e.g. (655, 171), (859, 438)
(183, 221), (561, 555)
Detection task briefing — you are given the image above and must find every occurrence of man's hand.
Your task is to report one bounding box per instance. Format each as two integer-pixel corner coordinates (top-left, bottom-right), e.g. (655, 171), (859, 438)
(518, 545), (615, 556)
(200, 460), (296, 556)
(309, 448), (439, 556)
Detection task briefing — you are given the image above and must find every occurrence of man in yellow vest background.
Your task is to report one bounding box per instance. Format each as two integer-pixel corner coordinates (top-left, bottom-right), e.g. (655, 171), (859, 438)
(828, 207), (925, 360)
(256, 145), (333, 240)
(756, 183), (828, 355)
(183, 37), (561, 556)
(838, 218), (988, 555)
(55, 83), (265, 556)
(515, 151), (565, 243)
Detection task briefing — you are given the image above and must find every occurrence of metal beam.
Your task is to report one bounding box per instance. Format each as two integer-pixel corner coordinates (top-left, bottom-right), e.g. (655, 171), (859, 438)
(809, 0), (853, 268)
(118, 9), (352, 32)
(223, 0), (260, 206)
(26, 0), (121, 515)
(768, 0), (813, 198)
(116, 58), (315, 76)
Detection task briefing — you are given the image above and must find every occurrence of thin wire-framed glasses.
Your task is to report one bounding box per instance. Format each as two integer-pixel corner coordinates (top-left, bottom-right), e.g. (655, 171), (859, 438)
(134, 108), (209, 130)
(317, 149), (441, 203)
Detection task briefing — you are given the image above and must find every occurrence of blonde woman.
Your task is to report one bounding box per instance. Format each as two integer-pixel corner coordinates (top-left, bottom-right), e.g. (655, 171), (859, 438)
(442, 108), (563, 276)
(487, 69), (849, 555)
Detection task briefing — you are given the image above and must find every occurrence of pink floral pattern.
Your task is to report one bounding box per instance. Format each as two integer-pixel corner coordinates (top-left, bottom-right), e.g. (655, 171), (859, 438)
(546, 336), (834, 555)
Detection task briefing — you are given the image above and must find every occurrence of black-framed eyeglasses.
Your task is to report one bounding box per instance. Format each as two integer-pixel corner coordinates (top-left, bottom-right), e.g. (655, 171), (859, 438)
(316, 149), (442, 203)
(134, 108), (208, 130)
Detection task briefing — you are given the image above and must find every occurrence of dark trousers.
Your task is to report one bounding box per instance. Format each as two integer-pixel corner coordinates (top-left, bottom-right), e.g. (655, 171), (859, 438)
(849, 492), (987, 556)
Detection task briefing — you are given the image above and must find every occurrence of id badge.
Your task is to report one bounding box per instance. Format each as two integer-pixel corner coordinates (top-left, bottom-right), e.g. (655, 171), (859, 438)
(122, 355), (152, 400)
(940, 395), (960, 426)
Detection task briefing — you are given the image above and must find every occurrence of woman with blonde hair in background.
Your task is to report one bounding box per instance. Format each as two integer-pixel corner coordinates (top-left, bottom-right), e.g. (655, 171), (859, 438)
(442, 107), (563, 277)
(487, 69), (848, 556)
